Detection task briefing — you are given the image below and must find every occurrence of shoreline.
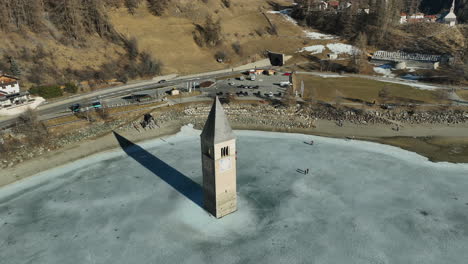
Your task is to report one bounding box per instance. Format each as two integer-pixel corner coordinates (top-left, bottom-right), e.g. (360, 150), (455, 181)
(1, 119), (467, 189)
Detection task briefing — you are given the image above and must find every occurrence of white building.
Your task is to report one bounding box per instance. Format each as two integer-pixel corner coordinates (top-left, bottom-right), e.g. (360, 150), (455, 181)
(440, 0), (457, 27)
(0, 73), (20, 96)
(0, 73), (31, 109)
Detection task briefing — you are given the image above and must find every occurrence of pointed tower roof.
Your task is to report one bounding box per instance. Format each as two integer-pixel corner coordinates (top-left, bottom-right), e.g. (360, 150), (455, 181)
(443, 0), (457, 21)
(201, 97), (235, 144)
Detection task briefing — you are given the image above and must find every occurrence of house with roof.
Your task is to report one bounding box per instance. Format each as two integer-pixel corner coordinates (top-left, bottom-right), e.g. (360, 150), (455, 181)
(328, 0), (339, 9)
(311, 1), (328, 11)
(0, 73), (20, 96)
(0, 72), (30, 108)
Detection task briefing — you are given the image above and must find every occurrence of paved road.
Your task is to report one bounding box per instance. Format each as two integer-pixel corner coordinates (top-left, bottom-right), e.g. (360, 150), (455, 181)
(0, 60), (277, 129)
(2, 65), (466, 129)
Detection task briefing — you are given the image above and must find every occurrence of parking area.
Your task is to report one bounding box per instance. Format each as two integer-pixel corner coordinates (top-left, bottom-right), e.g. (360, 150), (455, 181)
(204, 71), (291, 99)
(94, 71), (292, 111)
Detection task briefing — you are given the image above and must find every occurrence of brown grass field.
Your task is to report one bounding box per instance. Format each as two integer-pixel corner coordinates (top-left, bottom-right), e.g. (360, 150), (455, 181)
(295, 75), (449, 104)
(456, 89), (468, 101)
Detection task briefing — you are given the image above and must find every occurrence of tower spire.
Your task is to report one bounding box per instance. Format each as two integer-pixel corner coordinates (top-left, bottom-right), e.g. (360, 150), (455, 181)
(450, 0), (455, 12)
(200, 96), (235, 144)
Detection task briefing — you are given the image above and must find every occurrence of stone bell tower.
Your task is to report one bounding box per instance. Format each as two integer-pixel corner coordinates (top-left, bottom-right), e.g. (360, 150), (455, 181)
(200, 97), (237, 218)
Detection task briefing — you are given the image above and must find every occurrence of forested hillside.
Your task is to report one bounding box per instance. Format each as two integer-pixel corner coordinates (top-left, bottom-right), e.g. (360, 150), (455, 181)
(0, 0), (466, 90)
(0, 0), (303, 90)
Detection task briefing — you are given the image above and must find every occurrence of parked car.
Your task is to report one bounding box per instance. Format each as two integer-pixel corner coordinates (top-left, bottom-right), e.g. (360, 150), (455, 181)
(283, 72), (292, 76)
(158, 79), (167, 84)
(228, 82), (235, 86)
(216, 92), (223, 96)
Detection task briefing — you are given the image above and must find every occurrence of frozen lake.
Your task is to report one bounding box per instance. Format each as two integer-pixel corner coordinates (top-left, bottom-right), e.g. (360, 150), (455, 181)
(1, 126), (468, 264)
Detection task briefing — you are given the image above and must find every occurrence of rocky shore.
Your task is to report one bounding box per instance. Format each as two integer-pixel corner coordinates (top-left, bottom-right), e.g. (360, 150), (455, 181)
(1, 102), (468, 171)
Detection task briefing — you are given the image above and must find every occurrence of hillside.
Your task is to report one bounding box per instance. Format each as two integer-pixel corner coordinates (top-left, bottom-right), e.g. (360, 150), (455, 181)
(421, 0), (468, 23)
(0, 0), (305, 90)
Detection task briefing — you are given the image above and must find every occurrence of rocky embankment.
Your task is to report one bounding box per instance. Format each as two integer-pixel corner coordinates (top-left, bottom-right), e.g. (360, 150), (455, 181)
(2, 103), (468, 169)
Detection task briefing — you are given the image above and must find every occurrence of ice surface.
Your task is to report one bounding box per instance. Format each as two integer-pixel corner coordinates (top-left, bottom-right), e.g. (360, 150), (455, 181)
(1, 126), (468, 264)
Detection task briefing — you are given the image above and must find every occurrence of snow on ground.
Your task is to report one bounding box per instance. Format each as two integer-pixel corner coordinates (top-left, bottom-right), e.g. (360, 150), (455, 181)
(0, 97), (45, 116)
(326, 43), (357, 55)
(267, 9), (297, 25)
(298, 45), (325, 54)
(1, 126), (468, 264)
(381, 79), (440, 90)
(401, 74), (421, 80)
(304, 31), (338, 40)
(316, 74), (346, 78)
(374, 67), (396, 78)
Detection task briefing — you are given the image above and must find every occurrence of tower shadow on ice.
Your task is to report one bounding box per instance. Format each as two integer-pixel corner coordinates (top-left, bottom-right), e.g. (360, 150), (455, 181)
(113, 131), (203, 208)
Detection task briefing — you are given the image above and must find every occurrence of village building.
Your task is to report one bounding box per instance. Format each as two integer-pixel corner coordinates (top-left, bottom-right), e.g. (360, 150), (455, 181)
(0, 73), (20, 96)
(328, 0), (339, 9)
(254, 69), (264, 75)
(0, 73), (30, 108)
(400, 13), (439, 24)
(316, 1), (328, 10)
(170, 89), (180, 96)
(267, 69), (276, 76)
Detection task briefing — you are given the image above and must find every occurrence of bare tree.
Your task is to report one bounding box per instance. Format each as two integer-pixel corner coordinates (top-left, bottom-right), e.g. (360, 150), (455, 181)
(47, 0), (84, 40)
(125, 0), (141, 15)
(15, 108), (49, 146)
(147, 0), (170, 16)
(193, 15), (222, 47)
(351, 32), (368, 73)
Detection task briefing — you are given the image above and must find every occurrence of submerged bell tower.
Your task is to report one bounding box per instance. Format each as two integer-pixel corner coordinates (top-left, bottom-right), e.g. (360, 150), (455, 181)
(200, 97), (237, 218)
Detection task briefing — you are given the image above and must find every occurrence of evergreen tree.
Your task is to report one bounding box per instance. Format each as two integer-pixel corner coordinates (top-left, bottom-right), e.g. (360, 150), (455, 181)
(147, 0), (170, 16)
(125, 0), (140, 15)
(8, 56), (21, 76)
